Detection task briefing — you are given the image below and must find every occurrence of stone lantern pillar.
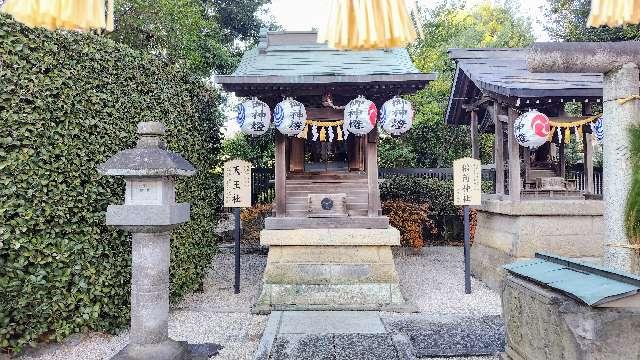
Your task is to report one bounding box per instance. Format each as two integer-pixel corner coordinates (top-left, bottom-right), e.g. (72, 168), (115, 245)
(98, 121), (196, 360)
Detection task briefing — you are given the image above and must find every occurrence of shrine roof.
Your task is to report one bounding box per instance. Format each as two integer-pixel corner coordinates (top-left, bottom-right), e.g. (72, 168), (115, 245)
(446, 48), (603, 126)
(216, 31), (435, 99)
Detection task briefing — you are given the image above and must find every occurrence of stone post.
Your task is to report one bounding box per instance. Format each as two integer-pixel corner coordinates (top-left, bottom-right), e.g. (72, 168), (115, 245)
(528, 42), (640, 273)
(602, 63), (640, 272)
(98, 122), (196, 360)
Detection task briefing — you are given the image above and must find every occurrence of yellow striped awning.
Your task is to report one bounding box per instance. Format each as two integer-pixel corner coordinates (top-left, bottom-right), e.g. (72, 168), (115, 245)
(1, 0), (114, 32)
(319, 0), (417, 50)
(588, 0), (640, 27)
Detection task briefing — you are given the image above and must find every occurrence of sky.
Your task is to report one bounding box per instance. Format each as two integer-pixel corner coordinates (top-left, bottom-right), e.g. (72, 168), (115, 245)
(266, 0), (550, 41)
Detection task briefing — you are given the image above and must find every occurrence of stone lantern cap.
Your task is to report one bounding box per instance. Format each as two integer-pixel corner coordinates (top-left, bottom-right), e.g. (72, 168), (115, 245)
(98, 122), (196, 177)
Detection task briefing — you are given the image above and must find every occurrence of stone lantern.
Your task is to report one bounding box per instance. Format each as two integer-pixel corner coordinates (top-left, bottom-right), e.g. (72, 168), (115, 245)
(98, 121), (195, 360)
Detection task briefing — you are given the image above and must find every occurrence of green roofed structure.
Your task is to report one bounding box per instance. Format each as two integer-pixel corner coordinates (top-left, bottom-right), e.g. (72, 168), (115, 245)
(216, 30), (435, 312)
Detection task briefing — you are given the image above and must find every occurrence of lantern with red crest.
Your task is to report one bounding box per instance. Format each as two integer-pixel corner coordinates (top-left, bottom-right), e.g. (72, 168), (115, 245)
(343, 95), (377, 138)
(514, 110), (550, 149)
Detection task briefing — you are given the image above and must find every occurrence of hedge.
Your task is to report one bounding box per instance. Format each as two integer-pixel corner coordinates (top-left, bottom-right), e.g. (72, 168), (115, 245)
(380, 175), (488, 242)
(0, 16), (224, 352)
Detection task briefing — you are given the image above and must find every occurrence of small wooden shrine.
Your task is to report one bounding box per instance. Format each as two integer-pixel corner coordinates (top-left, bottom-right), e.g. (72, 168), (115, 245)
(217, 30), (434, 310)
(446, 48), (605, 289)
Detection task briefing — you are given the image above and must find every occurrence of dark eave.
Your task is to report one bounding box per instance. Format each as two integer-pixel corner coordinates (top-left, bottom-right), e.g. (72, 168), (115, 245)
(445, 48), (606, 126)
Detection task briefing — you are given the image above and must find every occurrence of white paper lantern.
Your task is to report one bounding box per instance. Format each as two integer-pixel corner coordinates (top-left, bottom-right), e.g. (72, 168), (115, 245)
(591, 116), (604, 142)
(236, 98), (271, 136)
(514, 110), (550, 149)
(344, 95), (377, 137)
(274, 98), (307, 136)
(379, 97), (413, 135)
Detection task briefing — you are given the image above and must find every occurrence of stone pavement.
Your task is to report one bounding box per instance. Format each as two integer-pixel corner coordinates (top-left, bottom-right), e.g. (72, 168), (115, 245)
(253, 311), (504, 360)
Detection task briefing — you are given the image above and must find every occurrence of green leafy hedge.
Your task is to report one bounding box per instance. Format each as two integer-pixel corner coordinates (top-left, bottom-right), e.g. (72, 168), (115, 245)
(380, 175), (491, 242)
(0, 16), (223, 352)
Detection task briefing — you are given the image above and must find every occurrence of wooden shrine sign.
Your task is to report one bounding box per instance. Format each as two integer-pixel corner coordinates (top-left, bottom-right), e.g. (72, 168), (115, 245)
(223, 159), (251, 294)
(453, 157), (482, 206)
(224, 159), (251, 208)
(453, 156), (481, 295)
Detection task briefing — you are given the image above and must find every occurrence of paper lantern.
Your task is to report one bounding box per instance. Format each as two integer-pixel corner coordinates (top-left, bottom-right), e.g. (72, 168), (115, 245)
(591, 116), (604, 142)
(236, 98), (271, 136)
(379, 97), (413, 135)
(274, 98), (307, 136)
(514, 110), (550, 149)
(344, 96), (377, 137)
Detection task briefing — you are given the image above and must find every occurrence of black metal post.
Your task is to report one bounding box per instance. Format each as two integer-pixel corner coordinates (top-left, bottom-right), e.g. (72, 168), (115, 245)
(463, 205), (471, 294)
(234, 207), (241, 294)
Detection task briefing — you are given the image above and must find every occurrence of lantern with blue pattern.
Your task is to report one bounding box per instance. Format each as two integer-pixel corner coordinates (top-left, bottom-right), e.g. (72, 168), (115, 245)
(591, 116), (604, 142)
(379, 97), (414, 135)
(274, 98), (307, 136)
(236, 98), (271, 136)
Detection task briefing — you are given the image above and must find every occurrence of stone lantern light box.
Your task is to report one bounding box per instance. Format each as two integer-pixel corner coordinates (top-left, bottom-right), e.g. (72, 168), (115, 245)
(99, 122), (195, 232)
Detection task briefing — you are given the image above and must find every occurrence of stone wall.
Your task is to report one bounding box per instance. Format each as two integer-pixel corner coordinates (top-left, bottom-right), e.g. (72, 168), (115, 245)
(472, 199), (604, 289)
(502, 275), (640, 360)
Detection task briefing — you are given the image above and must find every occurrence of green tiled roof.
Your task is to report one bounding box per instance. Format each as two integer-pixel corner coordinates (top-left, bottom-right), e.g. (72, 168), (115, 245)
(216, 31), (434, 100)
(217, 31), (433, 84)
(232, 42), (422, 77)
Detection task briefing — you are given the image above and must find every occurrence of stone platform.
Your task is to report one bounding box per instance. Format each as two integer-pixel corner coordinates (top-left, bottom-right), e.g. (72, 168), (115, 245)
(473, 198), (604, 290)
(255, 228), (405, 312)
(502, 275), (640, 360)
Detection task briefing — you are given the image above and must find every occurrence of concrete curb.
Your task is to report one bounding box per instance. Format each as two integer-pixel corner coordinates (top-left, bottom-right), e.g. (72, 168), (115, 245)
(391, 333), (417, 360)
(253, 311), (282, 360)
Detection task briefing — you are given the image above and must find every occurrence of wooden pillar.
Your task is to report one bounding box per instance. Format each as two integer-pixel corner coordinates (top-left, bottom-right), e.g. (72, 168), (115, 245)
(523, 147), (531, 184)
(558, 107), (567, 178)
(275, 132), (287, 217)
(470, 110), (480, 160)
(507, 107), (521, 201)
(289, 137), (304, 172)
(494, 103), (505, 195)
(582, 102), (594, 194)
(366, 129), (381, 217)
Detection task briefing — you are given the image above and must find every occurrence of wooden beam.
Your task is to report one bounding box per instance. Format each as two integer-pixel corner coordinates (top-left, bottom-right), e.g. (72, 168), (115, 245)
(366, 129), (381, 217)
(275, 132), (287, 217)
(470, 110), (480, 159)
(494, 103), (505, 195)
(583, 103), (594, 194)
(507, 107), (521, 201)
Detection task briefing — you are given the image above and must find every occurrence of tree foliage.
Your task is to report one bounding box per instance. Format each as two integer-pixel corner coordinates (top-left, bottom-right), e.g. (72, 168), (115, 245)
(544, 0), (640, 41)
(109, 0), (272, 76)
(221, 130), (275, 168)
(378, 1), (534, 168)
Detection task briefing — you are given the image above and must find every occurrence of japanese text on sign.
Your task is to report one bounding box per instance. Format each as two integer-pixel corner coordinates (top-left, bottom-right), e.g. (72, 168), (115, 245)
(453, 157), (481, 206)
(224, 159), (251, 208)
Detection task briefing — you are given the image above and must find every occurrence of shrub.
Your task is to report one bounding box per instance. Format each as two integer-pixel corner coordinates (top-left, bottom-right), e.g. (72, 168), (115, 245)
(380, 175), (478, 243)
(240, 204), (272, 247)
(382, 200), (434, 248)
(0, 16), (223, 352)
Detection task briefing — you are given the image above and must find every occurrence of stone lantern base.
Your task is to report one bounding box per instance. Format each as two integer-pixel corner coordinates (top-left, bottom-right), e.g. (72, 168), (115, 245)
(254, 227), (408, 312)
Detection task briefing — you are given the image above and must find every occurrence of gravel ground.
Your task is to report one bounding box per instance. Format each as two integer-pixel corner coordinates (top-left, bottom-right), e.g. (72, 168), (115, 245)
(392, 246), (502, 318)
(18, 253), (268, 360)
(16, 246), (500, 360)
